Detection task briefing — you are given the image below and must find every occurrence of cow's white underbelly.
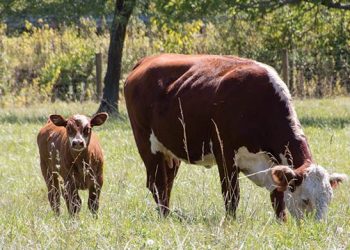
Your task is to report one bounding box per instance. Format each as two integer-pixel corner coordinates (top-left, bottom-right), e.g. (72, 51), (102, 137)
(150, 130), (215, 167)
(150, 131), (278, 191)
(234, 147), (277, 191)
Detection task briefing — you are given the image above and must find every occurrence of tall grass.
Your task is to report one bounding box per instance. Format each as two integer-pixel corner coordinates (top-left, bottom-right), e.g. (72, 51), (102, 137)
(0, 98), (349, 248)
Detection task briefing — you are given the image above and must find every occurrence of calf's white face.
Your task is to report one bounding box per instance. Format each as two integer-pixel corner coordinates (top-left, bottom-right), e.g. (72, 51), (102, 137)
(49, 113), (108, 152)
(272, 164), (347, 220)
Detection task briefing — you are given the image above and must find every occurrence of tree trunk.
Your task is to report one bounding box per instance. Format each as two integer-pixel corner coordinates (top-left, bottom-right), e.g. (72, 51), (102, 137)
(289, 48), (294, 95)
(282, 49), (289, 90)
(95, 52), (103, 101)
(97, 0), (135, 116)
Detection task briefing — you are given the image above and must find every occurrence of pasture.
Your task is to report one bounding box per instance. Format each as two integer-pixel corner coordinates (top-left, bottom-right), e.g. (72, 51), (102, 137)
(0, 98), (349, 249)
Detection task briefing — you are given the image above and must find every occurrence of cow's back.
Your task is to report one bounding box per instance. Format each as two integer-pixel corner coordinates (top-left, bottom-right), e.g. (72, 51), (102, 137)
(125, 54), (308, 165)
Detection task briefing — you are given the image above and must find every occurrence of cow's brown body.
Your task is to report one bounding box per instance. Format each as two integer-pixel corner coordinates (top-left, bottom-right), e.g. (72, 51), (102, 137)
(37, 114), (106, 215)
(124, 54), (344, 220)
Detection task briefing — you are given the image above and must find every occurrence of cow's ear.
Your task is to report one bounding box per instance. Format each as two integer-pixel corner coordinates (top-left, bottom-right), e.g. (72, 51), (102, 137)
(329, 173), (348, 189)
(49, 114), (67, 127)
(90, 112), (108, 127)
(271, 165), (297, 191)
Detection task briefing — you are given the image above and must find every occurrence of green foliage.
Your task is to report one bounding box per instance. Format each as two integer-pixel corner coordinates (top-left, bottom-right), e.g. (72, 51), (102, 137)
(0, 0), (115, 23)
(0, 20), (108, 106)
(0, 23), (8, 97)
(1, 1), (350, 106)
(40, 48), (94, 101)
(0, 98), (349, 248)
(150, 18), (203, 53)
(38, 28), (97, 101)
(150, 1), (350, 97)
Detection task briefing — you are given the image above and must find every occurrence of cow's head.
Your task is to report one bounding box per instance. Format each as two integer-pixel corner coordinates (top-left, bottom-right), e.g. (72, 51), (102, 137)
(271, 163), (347, 220)
(49, 113), (108, 152)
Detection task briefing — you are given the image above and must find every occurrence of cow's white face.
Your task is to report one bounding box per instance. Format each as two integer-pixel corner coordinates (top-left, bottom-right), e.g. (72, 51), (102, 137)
(272, 164), (347, 220)
(49, 113), (108, 152)
(285, 165), (333, 220)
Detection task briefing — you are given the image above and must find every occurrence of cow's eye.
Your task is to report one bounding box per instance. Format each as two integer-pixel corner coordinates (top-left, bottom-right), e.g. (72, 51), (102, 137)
(83, 127), (91, 136)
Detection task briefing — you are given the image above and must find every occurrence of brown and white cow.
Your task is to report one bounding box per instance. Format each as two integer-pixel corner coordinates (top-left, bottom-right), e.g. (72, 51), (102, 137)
(124, 54), (347, 221)
(37, 113), (108, 215)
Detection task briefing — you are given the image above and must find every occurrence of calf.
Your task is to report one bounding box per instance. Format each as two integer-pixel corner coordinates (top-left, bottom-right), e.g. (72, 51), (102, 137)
(37, 113), (108, 215)
(124, 54), (347, 221)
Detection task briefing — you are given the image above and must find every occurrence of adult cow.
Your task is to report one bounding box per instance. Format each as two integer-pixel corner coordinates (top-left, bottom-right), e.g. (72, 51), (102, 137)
(124, 54), (346, 221)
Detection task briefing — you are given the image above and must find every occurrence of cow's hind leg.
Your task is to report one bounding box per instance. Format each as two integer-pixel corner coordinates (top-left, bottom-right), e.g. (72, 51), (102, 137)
(165, 158), (180, 205)
(133, 128), (180, 217)
(145, 153), (180, 217)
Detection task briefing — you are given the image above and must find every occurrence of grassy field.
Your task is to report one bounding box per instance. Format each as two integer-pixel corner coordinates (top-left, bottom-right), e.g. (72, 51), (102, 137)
(0, 98), (349, 249)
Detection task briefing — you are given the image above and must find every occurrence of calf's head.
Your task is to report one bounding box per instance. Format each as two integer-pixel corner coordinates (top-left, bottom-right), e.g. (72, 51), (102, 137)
(271, 163), (347, 220)
(49, 113), (108, 152)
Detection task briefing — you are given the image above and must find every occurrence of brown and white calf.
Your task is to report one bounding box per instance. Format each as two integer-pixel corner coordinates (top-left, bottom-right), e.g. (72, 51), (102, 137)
(124, 54), (347, 221)
(37, 113), (108, 215)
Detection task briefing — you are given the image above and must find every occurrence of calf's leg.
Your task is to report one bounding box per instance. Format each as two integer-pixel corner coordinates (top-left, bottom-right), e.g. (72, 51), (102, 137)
(88, 187), (101, 215)
(47, 172), (61, 214)
(62, 180), (82, 215)
(88, 176), (103, 214)
(40, 158), (60, 214)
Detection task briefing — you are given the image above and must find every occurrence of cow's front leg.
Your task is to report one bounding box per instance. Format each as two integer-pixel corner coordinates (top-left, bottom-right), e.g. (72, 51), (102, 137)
(213, 134), (240, 218)
(218, 164), (240, 217)
(62, 179), (81, 215)
(211, 121), (240, 217)
(270, 189), (287, 221)
(213, 146), (239, 217)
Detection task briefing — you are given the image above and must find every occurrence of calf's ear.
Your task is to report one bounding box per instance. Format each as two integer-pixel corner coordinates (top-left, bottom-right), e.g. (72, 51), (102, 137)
(49, 114), (67, 127)
(90, 112), (108, 127)
(271, 165), (297, 191)
(329, 173), (348, 189)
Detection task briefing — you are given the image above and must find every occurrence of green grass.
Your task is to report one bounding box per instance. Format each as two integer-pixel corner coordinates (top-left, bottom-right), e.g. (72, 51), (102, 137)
(0, 98), (349, 249)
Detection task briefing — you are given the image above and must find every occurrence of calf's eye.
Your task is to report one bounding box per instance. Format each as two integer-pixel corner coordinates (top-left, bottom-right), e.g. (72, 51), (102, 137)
(83, 127), (91, 136)
(67, 126), (74, 135)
